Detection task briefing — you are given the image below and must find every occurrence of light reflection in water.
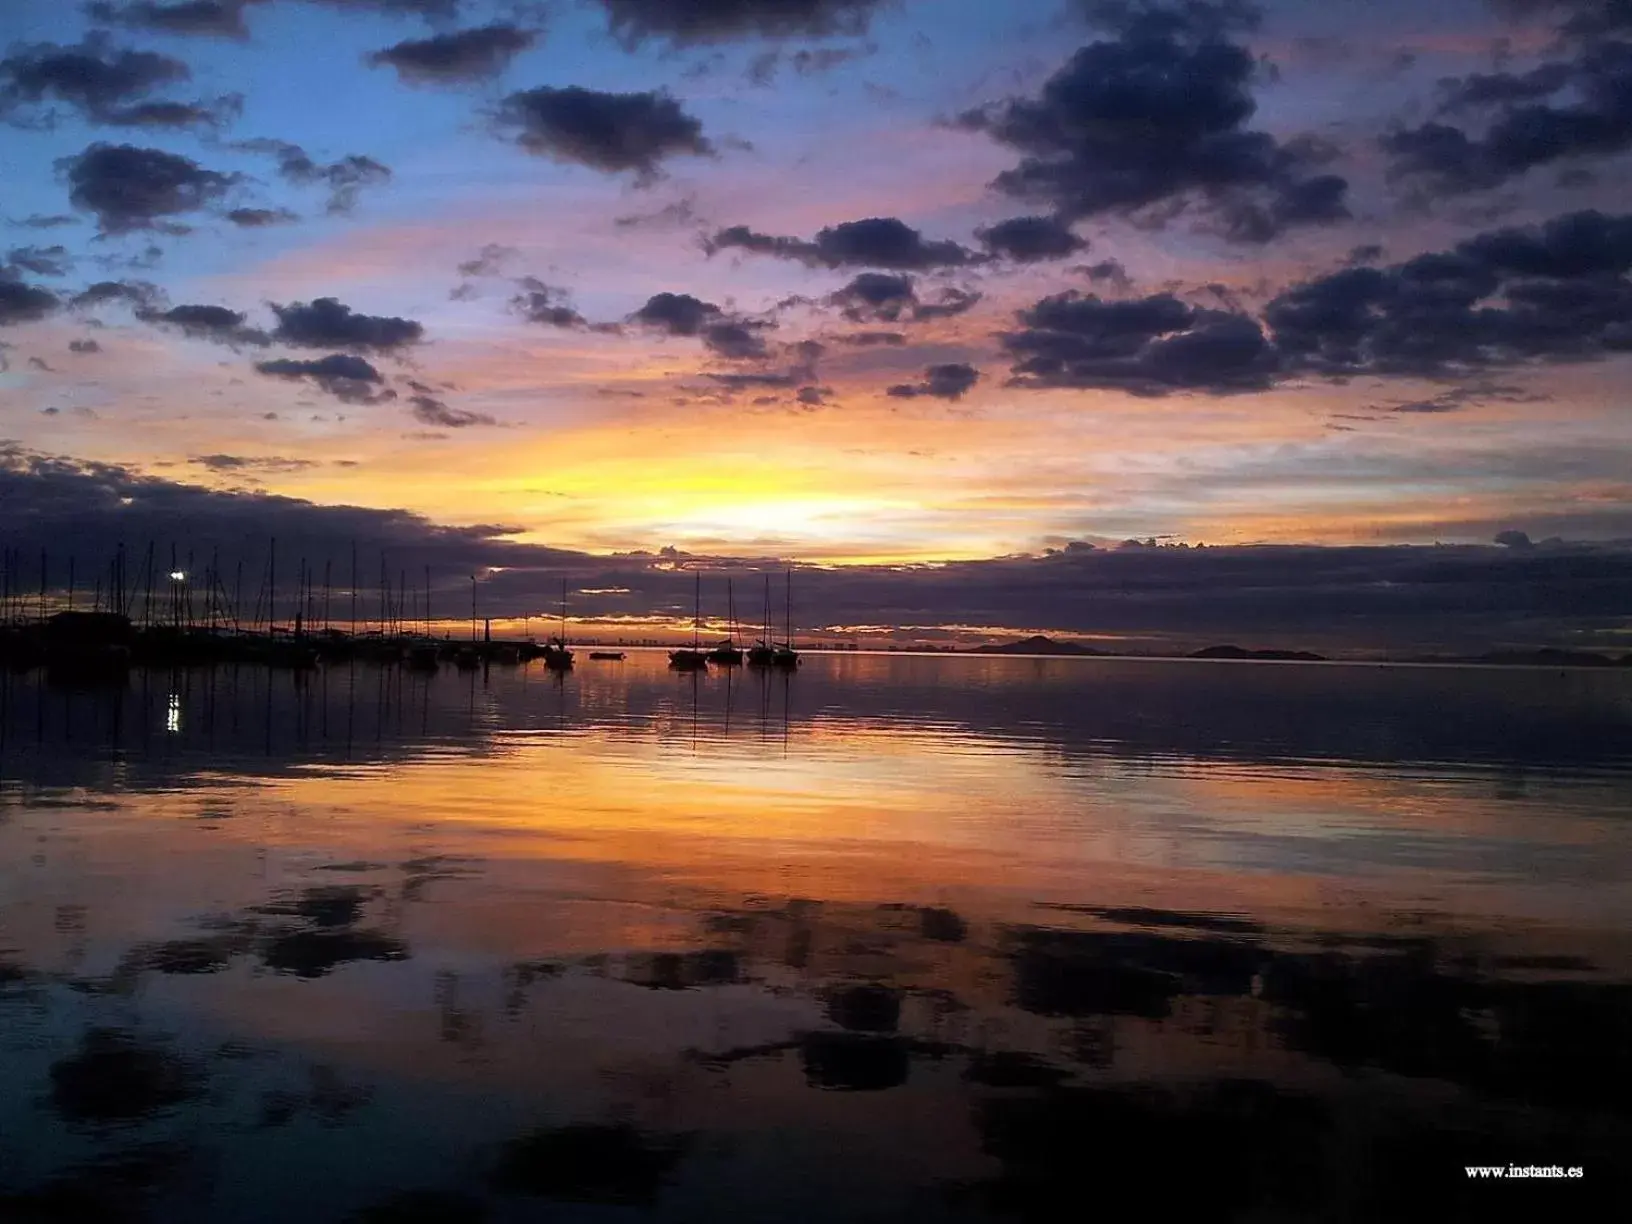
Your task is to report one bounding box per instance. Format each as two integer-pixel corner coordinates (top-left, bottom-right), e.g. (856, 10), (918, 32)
(0, 651), (1628, 1220)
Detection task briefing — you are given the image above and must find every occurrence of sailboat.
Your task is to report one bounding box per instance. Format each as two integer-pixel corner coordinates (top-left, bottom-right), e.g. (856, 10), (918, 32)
(669, 573), (709, 671)
(542, 579), (574, 670)
(772, 569), (800, 669)
(708, 577), (743, 664)
(746, 573), (776, 667)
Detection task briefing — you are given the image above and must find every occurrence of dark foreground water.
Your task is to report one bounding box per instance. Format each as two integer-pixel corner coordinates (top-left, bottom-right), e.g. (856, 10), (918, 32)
(2, 653), (1629, 1221)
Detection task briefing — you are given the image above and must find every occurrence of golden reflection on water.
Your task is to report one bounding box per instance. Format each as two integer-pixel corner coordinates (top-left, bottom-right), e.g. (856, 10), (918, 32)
(2, 652), (1630, 1219)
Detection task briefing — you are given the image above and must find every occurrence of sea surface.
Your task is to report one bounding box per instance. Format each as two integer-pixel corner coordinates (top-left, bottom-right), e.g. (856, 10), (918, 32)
(2, 652), (1629, 1221)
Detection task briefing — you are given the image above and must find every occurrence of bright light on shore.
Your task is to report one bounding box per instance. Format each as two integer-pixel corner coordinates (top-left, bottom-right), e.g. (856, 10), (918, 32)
(169, 570), (186, 581)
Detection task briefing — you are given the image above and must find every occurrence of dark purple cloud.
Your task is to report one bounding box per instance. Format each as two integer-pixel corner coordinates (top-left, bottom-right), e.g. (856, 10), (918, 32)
(5, 244), (73, 277)
(1003, 291), (1279, 395)
(976, 215), (1088, 262)
(1382, 33), (1632, 196)
(0, 35), (238, 129)
(69, 279), (163, 310)
(138, 302), (269, 346)
(495, 86), (713, 181)
(368, 24), (539, 84)
(959, 3), (1348, 242)
(59, 142), (237, 233)
(270, 297), (424, 351)
(254, 353), (394, 403)
(826, 273), (981, 324)
(1265, 209), (1632, 377)
(509, 279), (589, 328)
(226, 206), (297, 227)
(85, 2), (258, 40)
(708, 216), (973, 270)
(0, 278), (60, 326)
(886, 362), (981, 400)
(408, 394), (497, 428)
(234, 139), (391, 214)
(596, 0), (885, 46)
(629, 292), (723, 335)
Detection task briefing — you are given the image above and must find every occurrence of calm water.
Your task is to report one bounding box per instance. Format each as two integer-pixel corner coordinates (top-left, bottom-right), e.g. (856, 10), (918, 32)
(2, 653), (1629, 1220)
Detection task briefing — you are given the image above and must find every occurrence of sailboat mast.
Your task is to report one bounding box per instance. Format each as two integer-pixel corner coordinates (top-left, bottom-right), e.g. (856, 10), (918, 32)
(692, 572), (701, 650)
(784, 570), (791, 644)
(560, 578), (567, 645)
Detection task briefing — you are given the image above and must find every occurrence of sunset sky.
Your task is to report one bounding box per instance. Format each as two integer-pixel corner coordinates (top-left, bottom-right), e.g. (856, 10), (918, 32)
(4, 0), (1632, 650)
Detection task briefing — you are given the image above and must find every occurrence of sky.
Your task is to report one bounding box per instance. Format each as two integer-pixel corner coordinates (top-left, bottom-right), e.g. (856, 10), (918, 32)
(3, 0), (1632, 651)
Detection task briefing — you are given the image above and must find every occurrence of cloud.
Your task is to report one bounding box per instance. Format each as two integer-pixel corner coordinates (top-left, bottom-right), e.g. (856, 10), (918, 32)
(458, 243), (518, 277)
(629, 291), (723, 336)
(270, 297), (424, 351)
(997, 208), (1632, 395)
(85, 1), (258, 40)
(5, 244), (73, 277)
(189, 453), (318, 473)
(707, 216), (973, 270)
(913, 287), (982, 320)
(596, 0), (885, 46)
(254, 353), (393, 403)
(59, 142), (236, 233)
(509, 278), (589, 328)
(368, 24), (539, 84)
(748, 44), (869, 85)
(959, 3), (1349, 242)
(613, 196), (699, 229)
(1081, 258), (1131, 288)
(1003, 291), (1279, 395)
(834, 329), (906, 346)
(827, 271), (914, 322)
(0, 35), (239, 129)
(235, 139), (391, 214)
(1264, 209), (1632, 378)
(226, 206), (297, 227)
(69, 337), (101, 353)
(826, 273), (981, 324)
(0, 278), (61, 326)
(1381, 33), (1632, 196)
(886, 362), (981, 400)
(703, 370), (796, 389)
(14, 213), (77, 229)
(1367, 381), (1551, 415)
(495, 86), (713, 181)
(976, 215), (1088, 262)
(69, 278), (163, 310)
(138, 302), (269, 346)
(408, 394), (497, 427)
(702, 319), (773, 359)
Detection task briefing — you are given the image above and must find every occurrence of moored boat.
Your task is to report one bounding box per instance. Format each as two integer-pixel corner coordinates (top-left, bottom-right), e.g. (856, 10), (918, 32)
(543, 581), (574, 670)
(670, 573), (709, 671)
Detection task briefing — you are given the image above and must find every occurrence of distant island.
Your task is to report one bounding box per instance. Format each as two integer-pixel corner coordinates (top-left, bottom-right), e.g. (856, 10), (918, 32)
(1468, 649), (1629, 668)
(1189, 645), (1328, 662)
(959, 638), (1630, 668)
(969, 635), (1107, 656)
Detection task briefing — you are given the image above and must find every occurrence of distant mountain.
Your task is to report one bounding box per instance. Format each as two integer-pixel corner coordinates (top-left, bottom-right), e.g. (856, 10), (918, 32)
(1190, 645), (1327, 662)
(970, 635), (1106, 656)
